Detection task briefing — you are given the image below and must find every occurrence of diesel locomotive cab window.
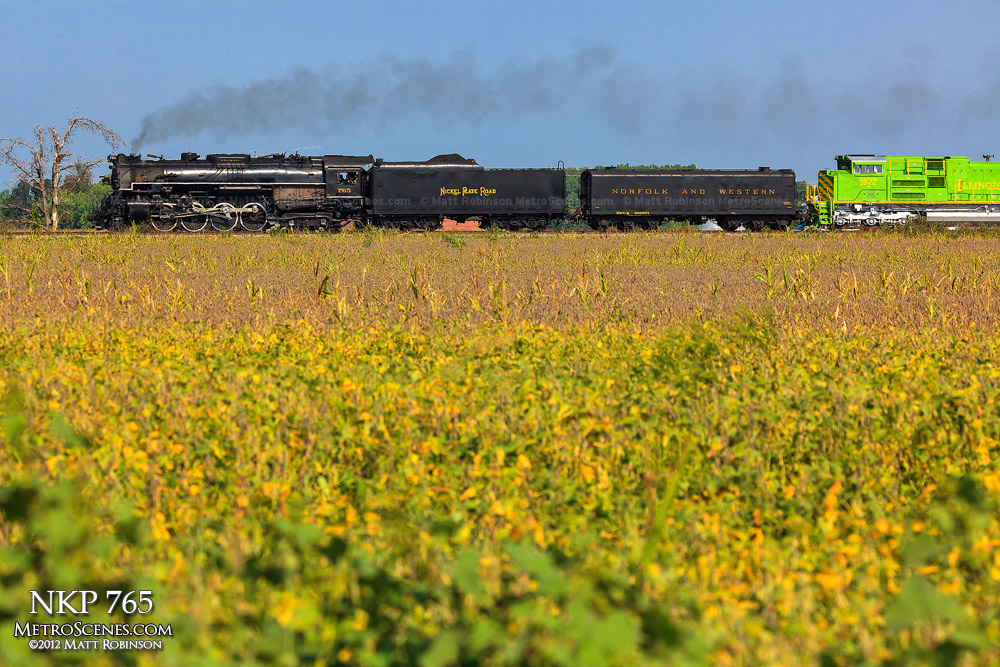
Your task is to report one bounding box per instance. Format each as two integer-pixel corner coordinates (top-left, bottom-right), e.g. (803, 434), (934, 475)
(853, 164), (883, 175)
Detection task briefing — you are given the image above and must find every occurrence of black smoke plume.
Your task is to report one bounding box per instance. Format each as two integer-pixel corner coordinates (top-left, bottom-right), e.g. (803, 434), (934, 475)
(130, 45), (1000, 175)
(131, 45), (646, 151)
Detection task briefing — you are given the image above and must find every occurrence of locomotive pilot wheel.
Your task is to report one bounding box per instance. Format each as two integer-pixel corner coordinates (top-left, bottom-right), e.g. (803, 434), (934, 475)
(150, 205), (177, 232)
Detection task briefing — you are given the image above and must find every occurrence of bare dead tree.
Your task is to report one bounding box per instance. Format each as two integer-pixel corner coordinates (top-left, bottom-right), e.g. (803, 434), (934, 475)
(0, 116), (124, 230)
(63, 162), (95, 193)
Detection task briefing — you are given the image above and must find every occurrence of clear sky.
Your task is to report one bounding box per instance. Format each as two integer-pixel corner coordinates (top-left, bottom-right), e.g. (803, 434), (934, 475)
(3, 0), (999, 182)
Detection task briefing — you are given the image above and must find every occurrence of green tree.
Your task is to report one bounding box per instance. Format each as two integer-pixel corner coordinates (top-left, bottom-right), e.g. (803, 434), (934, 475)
(0, 180), (41, 227)
(0, 176), (110, 229)
(593, 162), (697, 170)
(565, 163), (698, 209)
(795, 180), (809, 206)
(60, 182), (112, 228)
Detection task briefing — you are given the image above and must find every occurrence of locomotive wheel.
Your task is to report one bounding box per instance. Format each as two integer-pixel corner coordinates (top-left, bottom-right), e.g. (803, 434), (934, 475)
(240, 202), (268, 232)
(150, 204), (177, 232)
(150, 216), (177, 232)
(181, 214), (208, 233)
(208, 203), (238, 232)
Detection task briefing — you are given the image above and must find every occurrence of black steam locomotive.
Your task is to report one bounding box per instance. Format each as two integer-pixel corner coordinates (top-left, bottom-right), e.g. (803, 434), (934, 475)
(91, 152), (798, 231)
(93, 152), (372, 231)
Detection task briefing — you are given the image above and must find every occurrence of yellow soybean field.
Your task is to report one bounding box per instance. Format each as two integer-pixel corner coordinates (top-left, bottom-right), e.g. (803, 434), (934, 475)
(2, 230), (1000, 665)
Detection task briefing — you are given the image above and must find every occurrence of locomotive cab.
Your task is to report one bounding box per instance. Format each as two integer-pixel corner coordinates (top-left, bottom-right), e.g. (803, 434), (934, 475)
(323, 155), (369, 200)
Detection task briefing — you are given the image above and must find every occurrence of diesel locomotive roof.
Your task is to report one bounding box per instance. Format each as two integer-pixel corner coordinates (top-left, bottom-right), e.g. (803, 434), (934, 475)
(839, 155), (887, 162)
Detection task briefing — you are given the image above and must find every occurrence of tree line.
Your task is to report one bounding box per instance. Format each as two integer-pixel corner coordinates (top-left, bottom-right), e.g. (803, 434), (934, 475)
(565, 163), (698, 208)
(0, 167), (111, 229)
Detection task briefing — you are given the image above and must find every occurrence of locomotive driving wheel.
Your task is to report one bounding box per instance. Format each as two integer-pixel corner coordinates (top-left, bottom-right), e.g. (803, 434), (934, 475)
(208, 202), (238, 232)
(181, 215), (208, 233)
(240, 202), (268, 232)
(181, 204), (209, 232)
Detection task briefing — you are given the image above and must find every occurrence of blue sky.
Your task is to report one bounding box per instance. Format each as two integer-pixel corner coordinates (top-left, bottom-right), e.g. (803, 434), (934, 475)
(3, 0), (999, 182)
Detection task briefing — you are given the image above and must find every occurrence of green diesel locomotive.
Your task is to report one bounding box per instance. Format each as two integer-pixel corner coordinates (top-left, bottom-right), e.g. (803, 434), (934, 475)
(809, 155), (1000, 227)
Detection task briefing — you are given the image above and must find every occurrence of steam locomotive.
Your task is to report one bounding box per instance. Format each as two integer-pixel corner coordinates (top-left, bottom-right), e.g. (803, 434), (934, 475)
(93, 152), (372, 232)
(91, 152), (800, 231)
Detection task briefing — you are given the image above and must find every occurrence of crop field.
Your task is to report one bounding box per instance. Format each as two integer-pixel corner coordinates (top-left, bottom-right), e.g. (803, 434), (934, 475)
(2, 229), (1000, 665)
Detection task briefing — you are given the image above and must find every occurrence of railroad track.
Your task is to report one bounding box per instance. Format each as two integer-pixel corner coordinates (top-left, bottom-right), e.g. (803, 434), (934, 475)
(0, 227), (771, 237)
(0, 224), (976, 238)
